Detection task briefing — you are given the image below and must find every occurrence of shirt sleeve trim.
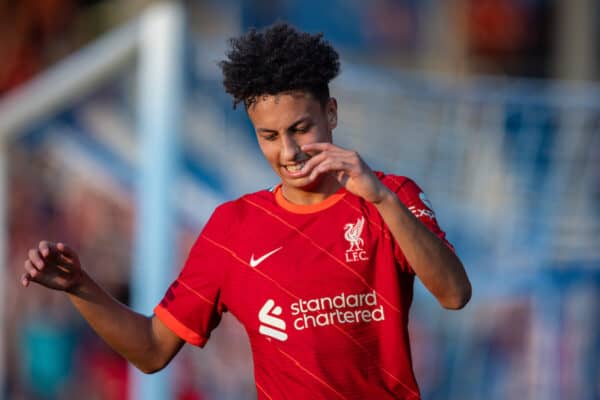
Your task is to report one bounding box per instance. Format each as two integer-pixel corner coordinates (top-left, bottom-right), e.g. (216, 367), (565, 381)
(154, 304), (207, 347)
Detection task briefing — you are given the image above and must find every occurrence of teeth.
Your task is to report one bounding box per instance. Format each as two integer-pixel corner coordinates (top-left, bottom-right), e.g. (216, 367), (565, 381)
(285, 161), (305, 172)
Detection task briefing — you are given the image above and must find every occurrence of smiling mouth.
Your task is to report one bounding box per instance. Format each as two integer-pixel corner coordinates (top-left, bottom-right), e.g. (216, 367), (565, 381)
(283, 160), (306, 173)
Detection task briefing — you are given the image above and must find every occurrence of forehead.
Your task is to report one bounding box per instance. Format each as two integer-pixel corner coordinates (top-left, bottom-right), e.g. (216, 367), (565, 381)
(247, 92), (323, 127)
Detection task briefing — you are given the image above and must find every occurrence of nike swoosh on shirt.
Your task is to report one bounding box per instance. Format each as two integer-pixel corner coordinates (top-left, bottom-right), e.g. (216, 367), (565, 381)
(250, 247), (283, 267)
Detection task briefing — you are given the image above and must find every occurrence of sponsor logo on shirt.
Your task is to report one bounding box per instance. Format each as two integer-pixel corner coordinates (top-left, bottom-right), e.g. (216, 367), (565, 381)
(258, 299), (288, 341)
(408, 206), (436, 220)
(344, 217), (369, 262)
(250, 246), (283, 267)
(291, 290), (384, 330)
(258, 291), (385, 341)
(408, 192), (436, 220)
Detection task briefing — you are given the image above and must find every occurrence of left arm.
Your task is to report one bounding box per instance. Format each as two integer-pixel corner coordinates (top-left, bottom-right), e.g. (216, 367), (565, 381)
(371, 190), (471, 309)
(301, 143), (471, 309)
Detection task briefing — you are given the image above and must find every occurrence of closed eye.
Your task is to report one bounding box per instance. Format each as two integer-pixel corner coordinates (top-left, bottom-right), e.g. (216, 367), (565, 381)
(260, 132), (278, 141)
(291, 124), (311, 133)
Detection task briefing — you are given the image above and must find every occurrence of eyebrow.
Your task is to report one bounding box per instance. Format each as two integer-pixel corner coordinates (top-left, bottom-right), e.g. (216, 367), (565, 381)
(256, 116), (312, 133)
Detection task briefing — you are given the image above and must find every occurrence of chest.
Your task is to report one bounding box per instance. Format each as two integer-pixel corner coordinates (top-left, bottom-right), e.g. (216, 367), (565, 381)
(220, 209), (400, 344)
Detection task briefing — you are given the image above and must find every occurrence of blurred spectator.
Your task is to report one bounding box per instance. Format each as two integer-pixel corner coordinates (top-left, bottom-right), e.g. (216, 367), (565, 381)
(0, 0), (134, 94)
(0, 0), (76, 93)
(467, 0), (553, 77)
(5, 140), (135, 399)
(363, 0), (417, 50)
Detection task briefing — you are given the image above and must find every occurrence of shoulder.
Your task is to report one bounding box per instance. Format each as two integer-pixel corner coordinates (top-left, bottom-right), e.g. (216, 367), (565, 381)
(375, 171), (441, 226)
(375, 171), (433, 207)
(375, 171), (416, 193)
(204, 187), (274, 232)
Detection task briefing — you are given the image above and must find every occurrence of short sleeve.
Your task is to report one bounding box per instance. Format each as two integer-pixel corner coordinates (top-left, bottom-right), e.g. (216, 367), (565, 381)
(154, 209), (229, 347)
(383, 175), (454, 274)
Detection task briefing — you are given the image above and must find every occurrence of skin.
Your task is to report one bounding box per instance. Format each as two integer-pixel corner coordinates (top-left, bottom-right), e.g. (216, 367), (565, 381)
(21, 90), (471, 374)
(249, 92), (341, 205)
(22, 241), (183, 373)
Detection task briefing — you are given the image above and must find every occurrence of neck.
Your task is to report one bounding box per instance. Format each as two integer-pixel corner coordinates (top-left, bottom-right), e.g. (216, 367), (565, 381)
(281, 175), (341, 205)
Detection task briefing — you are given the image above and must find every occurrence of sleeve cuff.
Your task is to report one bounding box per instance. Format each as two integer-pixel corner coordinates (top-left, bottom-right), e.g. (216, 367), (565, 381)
(154, 304), (208, 347)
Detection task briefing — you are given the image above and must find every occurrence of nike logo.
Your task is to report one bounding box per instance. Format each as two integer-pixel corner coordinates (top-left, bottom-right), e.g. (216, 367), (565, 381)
(250, 247), (282, 267)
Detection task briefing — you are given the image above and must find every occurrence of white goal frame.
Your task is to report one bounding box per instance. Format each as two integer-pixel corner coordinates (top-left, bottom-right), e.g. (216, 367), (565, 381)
(0, 2), (185, 399)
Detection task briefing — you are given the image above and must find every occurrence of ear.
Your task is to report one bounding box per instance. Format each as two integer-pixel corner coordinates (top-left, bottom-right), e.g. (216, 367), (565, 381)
(326, 97), (338, 130)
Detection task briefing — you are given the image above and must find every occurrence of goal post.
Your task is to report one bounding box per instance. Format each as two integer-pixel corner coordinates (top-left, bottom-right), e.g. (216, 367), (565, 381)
(130, 2), (185, 400)
(0, 2), (185, 400)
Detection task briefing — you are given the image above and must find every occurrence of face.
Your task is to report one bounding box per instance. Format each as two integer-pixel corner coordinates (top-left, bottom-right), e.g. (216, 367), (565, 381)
(247, 91), (338, 196)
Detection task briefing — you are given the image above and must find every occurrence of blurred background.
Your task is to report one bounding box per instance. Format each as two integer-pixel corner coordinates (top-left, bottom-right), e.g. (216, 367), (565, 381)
(1, 0), (599, 399)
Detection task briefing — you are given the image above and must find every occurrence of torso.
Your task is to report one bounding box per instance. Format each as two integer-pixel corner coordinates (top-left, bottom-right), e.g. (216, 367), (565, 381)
(157, 173), (448, 400)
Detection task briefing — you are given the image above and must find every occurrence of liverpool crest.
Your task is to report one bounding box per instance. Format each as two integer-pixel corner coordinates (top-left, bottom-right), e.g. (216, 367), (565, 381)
(344, 217), (368, 262)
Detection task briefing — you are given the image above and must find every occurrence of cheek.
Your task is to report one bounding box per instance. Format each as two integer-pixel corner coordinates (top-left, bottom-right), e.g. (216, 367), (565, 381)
(258, 142), (279, 164)
(308, 127), (332, 144)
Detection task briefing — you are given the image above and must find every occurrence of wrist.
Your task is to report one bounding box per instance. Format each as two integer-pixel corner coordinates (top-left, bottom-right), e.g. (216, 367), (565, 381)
(65, 269), (89, 295)
(371, 186), (396, 206)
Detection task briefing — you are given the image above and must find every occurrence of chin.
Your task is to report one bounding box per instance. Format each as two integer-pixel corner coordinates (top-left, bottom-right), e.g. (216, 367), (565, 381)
(289, 176), (324, 192)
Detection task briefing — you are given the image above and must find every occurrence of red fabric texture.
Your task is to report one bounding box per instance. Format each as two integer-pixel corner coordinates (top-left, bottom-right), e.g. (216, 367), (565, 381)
(156, 173), (452, 399)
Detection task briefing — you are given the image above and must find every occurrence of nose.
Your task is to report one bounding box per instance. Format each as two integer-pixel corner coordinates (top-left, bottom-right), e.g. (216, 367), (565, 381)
(280, 133), (301, 162)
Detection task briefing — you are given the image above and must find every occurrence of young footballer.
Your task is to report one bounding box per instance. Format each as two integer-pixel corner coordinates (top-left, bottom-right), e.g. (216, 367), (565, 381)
(22, 23), (471, 399)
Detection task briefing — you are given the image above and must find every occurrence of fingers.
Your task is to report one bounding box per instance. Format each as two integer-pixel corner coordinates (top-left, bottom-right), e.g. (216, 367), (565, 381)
(22, 241), (80, 290)
(22, 256), (73, 289)
(28, 248), (45, 269)
(38, 240), (56, 258)
(56, 242), (78, 261)
(37, 240), (77, 262)
(301, 142), (341, 153)
(29, 241), (61, 270)
(300, 151), (329, 175)
(300, 146), (346, 171)
(300, 146), (360, 180)
(21, 272), (32, 287)
(24, 240), (76, 274)
(309, 159), (350, 181)
(23, 259), (40, 281)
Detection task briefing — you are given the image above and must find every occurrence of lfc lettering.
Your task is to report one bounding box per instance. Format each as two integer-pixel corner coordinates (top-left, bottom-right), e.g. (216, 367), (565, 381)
(345, 250), (368, 262)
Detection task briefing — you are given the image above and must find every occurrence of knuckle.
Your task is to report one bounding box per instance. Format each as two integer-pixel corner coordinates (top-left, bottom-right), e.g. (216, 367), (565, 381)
(27, 266), (37, 277)
(24, 260), (35, 272)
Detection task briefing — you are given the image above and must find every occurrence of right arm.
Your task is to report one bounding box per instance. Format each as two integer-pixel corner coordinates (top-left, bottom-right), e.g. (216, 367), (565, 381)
(22, 241), (184, 373)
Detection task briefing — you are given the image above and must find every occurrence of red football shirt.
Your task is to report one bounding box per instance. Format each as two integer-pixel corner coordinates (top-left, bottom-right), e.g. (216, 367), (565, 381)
(155, 173), (452, 400)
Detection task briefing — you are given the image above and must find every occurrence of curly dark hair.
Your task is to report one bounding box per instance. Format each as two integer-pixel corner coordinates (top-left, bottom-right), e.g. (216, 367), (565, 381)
(219, 22), (341, 109)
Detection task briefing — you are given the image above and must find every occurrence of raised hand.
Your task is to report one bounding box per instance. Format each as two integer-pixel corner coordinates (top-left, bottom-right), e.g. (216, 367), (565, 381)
(300, 142), (393, 204)
(22, 241), (83, 292)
